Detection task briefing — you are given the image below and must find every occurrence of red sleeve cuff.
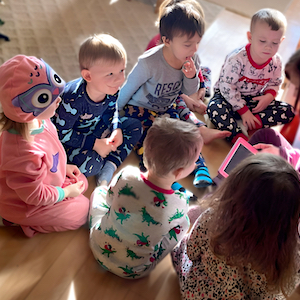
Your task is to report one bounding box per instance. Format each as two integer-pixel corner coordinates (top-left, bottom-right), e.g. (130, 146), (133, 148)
(264, 89), (276, 97)
(198, 69), (204, 82)
(237, 106), (249, 115)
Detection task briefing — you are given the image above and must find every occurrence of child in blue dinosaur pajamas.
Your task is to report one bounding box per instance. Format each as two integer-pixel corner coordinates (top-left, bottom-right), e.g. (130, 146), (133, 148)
(52, 34), (142, 186)
(207, 8), (294, 144)
(89, 117), (203, 279)
(117, 0), (230, 188)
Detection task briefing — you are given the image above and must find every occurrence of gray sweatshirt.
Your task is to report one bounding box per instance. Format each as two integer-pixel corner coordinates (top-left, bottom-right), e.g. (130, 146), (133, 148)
(117, 45), (200, 112)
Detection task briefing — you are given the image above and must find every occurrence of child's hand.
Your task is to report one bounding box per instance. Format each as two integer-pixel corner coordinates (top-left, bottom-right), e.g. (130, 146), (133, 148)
(180, 93), (200, 111)
(66, 164), (81, 182)
(63, 181), (85, 198)
(93, 138), (113, 158)
(108, 128), (123, 150)
(197, 88), (206, 101)
(188, 90), (204, 102)
(241, 110), (261, 130)
(252, 94), (273, 113)
(253, 143), (280, 156)
(182, 57), (197, 79)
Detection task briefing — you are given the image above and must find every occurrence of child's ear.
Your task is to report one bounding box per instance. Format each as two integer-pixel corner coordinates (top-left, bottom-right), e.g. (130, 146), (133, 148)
(173, 168), (183, 180)
(161, 36), (171, 47)
(81, 69), (92, 82)
(247, 31), (252, 43)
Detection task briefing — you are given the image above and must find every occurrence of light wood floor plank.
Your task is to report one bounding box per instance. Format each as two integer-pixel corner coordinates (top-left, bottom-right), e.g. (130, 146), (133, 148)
(0, 229), (83, 300)
(23, 228), (90, 300)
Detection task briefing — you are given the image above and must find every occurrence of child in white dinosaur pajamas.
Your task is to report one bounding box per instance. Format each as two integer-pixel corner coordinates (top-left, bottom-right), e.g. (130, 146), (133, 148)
(89, 117), (202, 279)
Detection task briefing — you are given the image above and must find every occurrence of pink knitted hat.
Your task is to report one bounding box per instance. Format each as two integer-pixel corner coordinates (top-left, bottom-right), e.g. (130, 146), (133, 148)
(0, 55), (65, 123)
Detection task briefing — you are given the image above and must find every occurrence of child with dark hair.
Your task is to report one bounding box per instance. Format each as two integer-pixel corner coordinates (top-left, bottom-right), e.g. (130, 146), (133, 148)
(146, 0), (210, 112)
(285, 48), (300, 88)
(172, 153), (300, 299)
(118, 0), (230, 188)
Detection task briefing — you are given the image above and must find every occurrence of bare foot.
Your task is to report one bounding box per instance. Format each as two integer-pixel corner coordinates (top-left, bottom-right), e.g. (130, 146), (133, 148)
(199, 126), (231, 144)
(194, 100), (207, 115)
(183, 93), (207, 114)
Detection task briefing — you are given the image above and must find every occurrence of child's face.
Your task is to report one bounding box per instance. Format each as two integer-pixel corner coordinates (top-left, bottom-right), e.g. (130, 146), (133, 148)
(84, 58), (126, 98)
(36, 96), (61, 120)
(285, 64), (300, 101)
(285, 64), (300, 88)
(247, 21), (285, 65)
(165, 32), (201, 64)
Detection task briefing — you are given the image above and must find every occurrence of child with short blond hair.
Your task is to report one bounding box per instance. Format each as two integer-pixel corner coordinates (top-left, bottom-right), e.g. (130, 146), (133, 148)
(52, 33), (142, 186)
(207, 8), (294, 144)
(89, 117), (202, 279)
(78, 34), (126, 70)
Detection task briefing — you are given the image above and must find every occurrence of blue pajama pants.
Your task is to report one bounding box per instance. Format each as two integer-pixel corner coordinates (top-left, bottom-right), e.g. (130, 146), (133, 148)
(123, 104), (207, 168)
(64, 117), (142, 177)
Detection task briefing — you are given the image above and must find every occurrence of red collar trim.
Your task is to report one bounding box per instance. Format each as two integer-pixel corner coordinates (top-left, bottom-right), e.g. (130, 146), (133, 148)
(140, 173), (174, 194)
(246, 43), (272, 69)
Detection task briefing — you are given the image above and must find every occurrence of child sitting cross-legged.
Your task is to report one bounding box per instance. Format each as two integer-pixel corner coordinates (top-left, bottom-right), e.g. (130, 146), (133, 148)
(207, 8), (294, 144)
(0, 55), (89, 237)
(89, 117), (203, 279)
(52, 33), (142, 187)
(146, 0), (212, 112)
(117, 0), (230, 188)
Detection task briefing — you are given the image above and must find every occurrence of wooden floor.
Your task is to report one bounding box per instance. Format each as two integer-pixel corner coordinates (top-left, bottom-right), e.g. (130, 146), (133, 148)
(1, 1), (300, 299)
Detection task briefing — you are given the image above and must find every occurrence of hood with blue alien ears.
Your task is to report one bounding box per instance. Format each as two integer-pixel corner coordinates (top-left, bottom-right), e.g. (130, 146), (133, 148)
(0, 55), (65, 123)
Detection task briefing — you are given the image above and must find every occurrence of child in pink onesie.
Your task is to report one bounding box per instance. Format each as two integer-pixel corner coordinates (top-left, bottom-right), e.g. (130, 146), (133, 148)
(0, 55), (90, 237)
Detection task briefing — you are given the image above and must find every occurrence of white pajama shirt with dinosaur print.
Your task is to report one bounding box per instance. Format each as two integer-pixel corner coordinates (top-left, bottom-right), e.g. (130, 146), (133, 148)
(89, 166), (190, 279)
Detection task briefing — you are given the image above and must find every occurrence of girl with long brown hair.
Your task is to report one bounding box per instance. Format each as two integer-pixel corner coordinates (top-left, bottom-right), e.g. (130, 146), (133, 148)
(172, 153), (300, 299)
